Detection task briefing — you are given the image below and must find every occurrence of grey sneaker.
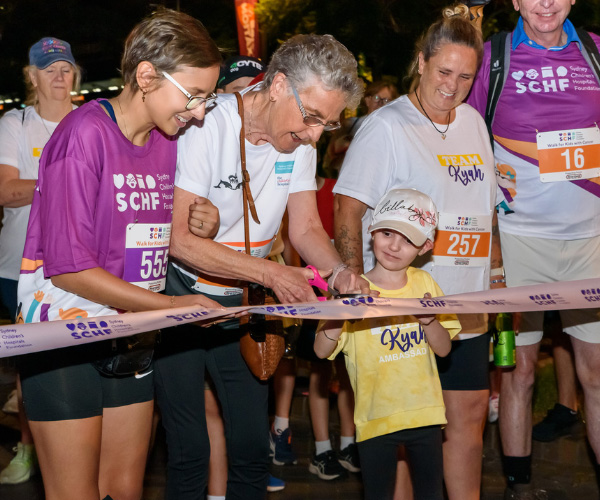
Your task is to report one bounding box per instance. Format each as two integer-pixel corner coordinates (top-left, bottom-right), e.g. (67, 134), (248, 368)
(0, 442), (37, 484)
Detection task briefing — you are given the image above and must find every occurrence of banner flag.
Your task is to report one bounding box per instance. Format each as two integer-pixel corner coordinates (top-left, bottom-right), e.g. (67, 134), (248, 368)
(235, 0), (260, 57)
(1, 278), (598, 358)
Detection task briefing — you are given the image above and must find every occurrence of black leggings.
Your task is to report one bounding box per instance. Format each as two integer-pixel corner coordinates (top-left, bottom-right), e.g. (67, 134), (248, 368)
(357, 426), (444, 500)
(154, 324), (269, 500)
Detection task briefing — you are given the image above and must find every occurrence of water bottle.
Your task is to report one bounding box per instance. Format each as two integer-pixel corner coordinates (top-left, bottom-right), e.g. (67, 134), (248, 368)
(493, 312), (516, 367)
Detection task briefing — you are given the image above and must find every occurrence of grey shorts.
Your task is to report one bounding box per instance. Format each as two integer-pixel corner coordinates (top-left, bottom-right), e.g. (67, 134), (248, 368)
(20, 341), (154, 421)
(501, 232), (600, 346)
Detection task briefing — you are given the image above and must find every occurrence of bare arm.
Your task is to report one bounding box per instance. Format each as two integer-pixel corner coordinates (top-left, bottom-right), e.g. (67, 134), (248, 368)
(415, 293), (451, 357)
(314, 319), (345, 359)
(187, 196), (220, 239)
(490, 210), (506, 290)
(171, 186), (319, 303)
(0, 164), (36, 208)
(52, 267), (222, 311)
(287, 191), (370, 295)
(333, 194), (368, 275)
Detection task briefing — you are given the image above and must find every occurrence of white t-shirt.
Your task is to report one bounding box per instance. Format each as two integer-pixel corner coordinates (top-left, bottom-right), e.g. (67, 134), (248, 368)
(173, 87), (316, 295)
(0, 106), (61, 281)
(334, 96), (497, 337)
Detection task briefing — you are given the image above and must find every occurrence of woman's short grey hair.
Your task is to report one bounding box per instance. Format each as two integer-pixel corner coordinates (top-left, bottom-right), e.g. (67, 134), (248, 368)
(263, 34), (363, 110)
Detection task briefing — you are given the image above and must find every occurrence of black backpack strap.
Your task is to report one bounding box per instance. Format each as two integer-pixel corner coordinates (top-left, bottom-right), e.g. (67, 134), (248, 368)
(576, 28), (600, 87)
(485, 31), (511, 148)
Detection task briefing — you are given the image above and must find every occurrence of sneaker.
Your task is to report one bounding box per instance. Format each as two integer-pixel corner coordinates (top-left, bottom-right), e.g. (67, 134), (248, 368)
(269, 427), (297, 465)
(0, 442), (37, 484)
(338, 443), (360, 472)
(2, 389), (18, 414)
(308, 450), (346, 480)
(488, 394), (499, 423)
(532, 403), (579, 442)
(504, 484), (548, 500)
(267, 474), (285, 492)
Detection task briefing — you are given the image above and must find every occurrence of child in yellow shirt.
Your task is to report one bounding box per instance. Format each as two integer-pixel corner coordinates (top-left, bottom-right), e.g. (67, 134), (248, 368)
(315, 188), (461, 500)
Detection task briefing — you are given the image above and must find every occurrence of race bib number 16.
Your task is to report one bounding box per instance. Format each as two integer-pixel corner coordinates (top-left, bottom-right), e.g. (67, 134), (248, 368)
(537, 126), (600, 183)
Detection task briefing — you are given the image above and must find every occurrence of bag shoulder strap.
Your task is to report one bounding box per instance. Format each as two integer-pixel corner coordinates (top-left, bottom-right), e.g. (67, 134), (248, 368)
(485, 31), (511, 147)
(576, 28), (600, 86)
(234, 92), (261, 255)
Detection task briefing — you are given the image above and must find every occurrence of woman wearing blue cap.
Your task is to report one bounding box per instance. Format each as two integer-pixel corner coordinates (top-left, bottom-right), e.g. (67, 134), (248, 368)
(0, 35), (80, 485)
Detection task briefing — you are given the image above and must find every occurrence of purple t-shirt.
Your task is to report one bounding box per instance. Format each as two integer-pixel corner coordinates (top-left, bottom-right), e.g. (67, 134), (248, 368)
(17, 100), (177, 323)
(468, 29), (600, 239)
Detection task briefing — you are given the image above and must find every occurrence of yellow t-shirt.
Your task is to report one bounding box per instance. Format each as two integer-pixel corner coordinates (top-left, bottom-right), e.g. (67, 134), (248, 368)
(329, 267), (461, 442)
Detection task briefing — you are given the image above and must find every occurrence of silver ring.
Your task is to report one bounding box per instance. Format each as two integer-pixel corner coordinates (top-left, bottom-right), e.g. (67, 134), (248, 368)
(199, 221), (204, 229)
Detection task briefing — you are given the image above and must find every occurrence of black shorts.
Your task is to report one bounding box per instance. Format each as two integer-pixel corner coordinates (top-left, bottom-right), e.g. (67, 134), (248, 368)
(436, 333), (491, 391)
(20, 341), (154, 421)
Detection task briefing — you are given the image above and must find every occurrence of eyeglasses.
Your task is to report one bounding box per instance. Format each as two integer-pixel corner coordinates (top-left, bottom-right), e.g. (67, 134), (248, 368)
(162, 71), (217, 110)
(287, 79), (341, 131)
(371, 95), (390, 105)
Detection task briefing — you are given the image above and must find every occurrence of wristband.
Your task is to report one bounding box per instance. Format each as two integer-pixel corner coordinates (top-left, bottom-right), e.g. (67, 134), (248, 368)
(490, 278), (506, 284)
(328, 263), (349, 290)
(490, 266), (505, 278)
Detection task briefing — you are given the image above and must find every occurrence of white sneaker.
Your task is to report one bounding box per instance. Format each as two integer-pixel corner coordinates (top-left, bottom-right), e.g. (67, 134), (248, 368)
(488, 394), (499, 423)
(2, 389), (18, 414)
(0, 442), (37, 484)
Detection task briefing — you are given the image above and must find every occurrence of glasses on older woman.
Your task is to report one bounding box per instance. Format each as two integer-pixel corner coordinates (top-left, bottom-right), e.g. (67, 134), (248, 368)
(162, 71), (218, 110)
(287, 78), (341, 131)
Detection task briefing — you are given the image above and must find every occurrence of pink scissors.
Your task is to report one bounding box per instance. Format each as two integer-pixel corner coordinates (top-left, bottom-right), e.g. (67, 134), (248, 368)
(306, 265), (339, 301)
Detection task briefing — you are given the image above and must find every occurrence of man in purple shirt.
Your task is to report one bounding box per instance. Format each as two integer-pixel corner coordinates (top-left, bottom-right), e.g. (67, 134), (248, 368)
(468, 1), (600, 498)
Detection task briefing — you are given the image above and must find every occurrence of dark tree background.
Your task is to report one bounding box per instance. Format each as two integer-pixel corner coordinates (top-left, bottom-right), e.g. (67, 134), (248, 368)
(0, 0), (598, 99)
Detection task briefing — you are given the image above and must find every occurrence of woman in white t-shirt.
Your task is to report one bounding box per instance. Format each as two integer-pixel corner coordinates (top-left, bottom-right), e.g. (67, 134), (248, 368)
(334, 5), (504, 500)
(155, 34), (369, 500)
(0, 36), (80, 485)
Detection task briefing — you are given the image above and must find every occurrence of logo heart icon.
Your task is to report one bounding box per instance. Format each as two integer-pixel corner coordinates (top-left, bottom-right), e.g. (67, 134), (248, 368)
(512, 71), (524, 81)
(113, 174), (125, 189)
(146, 175), (156, 189)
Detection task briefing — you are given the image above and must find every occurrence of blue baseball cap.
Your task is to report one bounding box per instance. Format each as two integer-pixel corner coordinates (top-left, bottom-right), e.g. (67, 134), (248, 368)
(29, 37), (76, 69)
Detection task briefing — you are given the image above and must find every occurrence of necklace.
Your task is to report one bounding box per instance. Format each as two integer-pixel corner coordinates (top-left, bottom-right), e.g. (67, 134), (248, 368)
(35, 105), (54, 139)
(414, 90), (451, 140)
(116, 96), (130, 141)
(246, 92), (258, 137)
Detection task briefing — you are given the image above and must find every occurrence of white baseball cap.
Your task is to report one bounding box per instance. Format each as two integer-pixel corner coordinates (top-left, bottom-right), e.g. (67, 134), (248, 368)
(368, 188), (438, 246)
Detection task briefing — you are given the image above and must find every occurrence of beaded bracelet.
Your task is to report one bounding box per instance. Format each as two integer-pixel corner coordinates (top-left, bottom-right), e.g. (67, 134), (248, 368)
(490, 278), (506, 285)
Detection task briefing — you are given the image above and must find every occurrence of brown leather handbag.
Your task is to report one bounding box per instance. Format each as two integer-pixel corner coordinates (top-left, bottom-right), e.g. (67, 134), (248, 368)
(235, 92), (285, 380)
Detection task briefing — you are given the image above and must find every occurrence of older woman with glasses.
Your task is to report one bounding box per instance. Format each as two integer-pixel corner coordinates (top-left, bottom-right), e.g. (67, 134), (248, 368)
(154, 33), (368, 500)
(16, 9), (223, 500)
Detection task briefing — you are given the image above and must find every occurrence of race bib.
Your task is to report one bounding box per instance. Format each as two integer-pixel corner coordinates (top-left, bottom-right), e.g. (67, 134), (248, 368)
(537, 126), (600, 183)
(122, 223), (171, 291)
(432, 213), (491, 268)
